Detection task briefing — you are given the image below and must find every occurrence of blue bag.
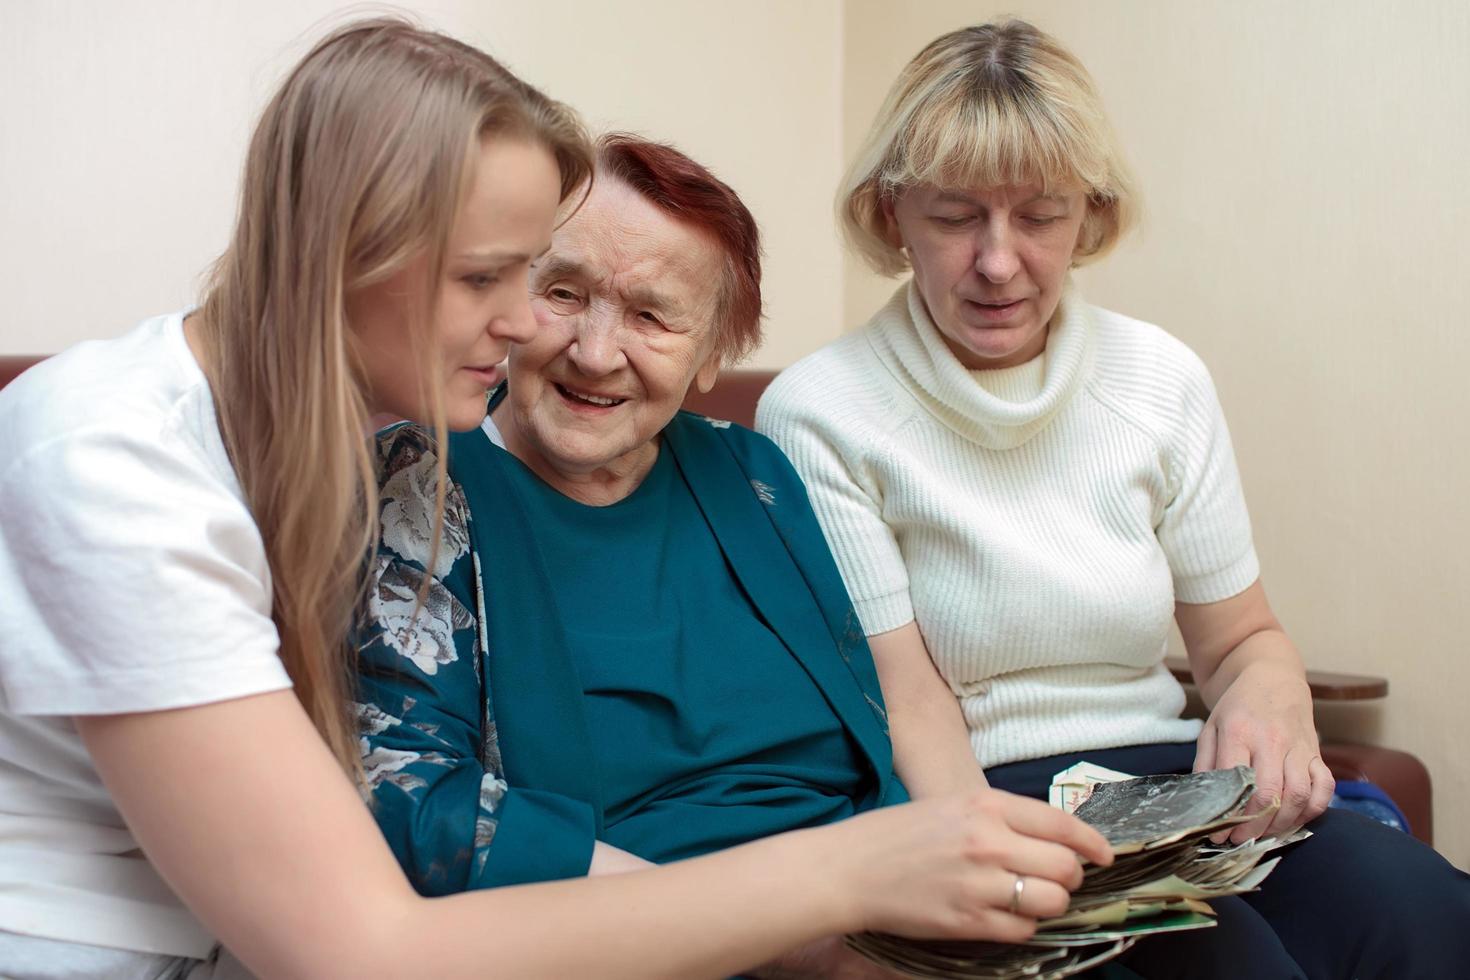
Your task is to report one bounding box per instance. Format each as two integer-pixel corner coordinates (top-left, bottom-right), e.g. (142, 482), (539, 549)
(1329, 779), (1410, 834)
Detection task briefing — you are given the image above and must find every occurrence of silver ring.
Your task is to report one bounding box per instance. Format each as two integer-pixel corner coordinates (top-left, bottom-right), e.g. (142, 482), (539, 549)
(1009, 874), (1025, 914)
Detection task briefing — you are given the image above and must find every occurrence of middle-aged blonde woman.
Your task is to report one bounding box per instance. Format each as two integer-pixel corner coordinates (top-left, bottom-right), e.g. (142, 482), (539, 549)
(759, 19), (1470, 980)
(0, 19), (1113, 980)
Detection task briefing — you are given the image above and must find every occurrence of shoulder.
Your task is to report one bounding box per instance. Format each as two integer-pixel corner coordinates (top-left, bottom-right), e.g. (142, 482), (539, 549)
(1088, 305), (1215, 391)
(676, 411), (793, 472)
(0, 317), (287, 713)
(0, 313), (245, 514)
(672, 412), (815, 505)
(757, 327), (910, 451)
(1083, 303), (1221, 433)
(0, 313), (205, 465)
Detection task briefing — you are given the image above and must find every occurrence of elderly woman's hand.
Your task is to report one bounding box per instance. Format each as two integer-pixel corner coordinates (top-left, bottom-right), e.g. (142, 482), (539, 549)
(1179, 582), (1336, 844)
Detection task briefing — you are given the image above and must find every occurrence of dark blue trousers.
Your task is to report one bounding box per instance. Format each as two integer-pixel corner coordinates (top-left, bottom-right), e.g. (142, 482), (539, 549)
(987, 742), (1470, 980)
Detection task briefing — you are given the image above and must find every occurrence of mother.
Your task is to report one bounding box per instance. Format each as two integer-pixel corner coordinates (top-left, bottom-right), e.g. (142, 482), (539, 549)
(758, 19), (1470, 979)
(355, 133), (1109, 974)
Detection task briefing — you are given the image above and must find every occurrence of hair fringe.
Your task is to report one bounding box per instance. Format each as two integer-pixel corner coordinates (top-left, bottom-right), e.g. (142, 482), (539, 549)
(839, 19), (1138, 277)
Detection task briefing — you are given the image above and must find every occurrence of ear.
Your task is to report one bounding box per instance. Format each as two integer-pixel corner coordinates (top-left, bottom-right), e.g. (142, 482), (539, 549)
(879, 194), (904, 250)
(1072, 192), (1106, 266)
(693, 350), (723, 394)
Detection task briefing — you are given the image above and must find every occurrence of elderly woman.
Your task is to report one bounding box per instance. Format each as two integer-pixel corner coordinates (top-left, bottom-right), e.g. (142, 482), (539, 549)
(758, 19), (1469, 980)
(353, 133), (1112, 976)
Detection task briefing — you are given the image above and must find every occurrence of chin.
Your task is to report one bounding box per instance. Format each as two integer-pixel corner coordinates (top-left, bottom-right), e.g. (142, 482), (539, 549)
(446, 404), (490, 431)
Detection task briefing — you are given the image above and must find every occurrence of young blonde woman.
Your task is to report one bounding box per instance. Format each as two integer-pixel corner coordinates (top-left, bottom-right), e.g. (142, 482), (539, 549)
(0, 18), (1112, 979)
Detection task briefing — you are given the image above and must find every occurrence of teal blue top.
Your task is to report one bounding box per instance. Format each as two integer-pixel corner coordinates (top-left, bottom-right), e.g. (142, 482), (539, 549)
(355, 393), (904, 895)
(501, 442), (864, 862)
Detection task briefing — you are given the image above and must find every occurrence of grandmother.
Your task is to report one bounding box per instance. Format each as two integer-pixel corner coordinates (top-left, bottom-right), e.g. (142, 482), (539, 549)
(354, 133), (1111, 977)
(758, 19), (1470, 980)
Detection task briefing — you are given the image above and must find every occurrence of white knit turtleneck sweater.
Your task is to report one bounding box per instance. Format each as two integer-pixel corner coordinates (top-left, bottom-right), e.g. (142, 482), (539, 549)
(756, 282), (1260, 768)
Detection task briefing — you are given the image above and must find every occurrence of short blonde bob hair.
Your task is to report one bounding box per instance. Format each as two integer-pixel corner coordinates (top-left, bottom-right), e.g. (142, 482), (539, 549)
(841, 19), (1138, 276)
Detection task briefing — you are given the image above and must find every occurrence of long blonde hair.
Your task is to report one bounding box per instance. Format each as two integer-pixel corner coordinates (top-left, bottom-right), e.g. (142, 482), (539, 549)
(195, 18), (591, 773)
(841, 19), (1138, 275)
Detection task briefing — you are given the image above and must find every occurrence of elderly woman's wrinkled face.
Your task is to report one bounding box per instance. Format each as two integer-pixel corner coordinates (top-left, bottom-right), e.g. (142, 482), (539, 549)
(502, 177), (724, 485)
(886, 183), (1086, 370)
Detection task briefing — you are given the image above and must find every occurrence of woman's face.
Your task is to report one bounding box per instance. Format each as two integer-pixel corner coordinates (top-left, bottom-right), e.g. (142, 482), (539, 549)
(350, 136), (563, 430)
(500, 176), (725, 489)
(886, 182), (1087, 370)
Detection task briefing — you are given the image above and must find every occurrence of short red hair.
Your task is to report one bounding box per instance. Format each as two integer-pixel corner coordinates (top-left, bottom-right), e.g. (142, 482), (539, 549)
(595, 133), (763, 363)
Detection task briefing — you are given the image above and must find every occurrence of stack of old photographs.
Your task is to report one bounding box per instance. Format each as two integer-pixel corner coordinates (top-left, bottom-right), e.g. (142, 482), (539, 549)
(848, 766), (1309, 979)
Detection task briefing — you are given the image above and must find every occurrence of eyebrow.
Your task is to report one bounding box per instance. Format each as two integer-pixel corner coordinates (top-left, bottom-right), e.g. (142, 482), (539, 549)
(933, 190), (1072, 207)
(455, 243), (552, 264)
(531, 254), (586, 283)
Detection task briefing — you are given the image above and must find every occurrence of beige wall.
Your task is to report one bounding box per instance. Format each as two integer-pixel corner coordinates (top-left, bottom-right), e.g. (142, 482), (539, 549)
(0, 0), (844, 367)
(845, 0), (1470, 866)
(4, 2), (1466, 865)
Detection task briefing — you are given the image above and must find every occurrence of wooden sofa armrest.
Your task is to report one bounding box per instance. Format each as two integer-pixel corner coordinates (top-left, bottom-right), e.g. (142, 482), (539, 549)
(1163, 656), (1387, 701)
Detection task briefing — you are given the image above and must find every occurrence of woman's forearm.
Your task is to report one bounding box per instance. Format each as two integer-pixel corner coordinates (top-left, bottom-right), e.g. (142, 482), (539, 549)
(867, 622), (988, 798)
(397, 827), (855, 980)
(1177, 581), (1332, 839)
(79, 691), (859, 980)
(1177, 581), (1306, 710)
(80, 686), (1117, 979)
(1196, 627), (1305, 709)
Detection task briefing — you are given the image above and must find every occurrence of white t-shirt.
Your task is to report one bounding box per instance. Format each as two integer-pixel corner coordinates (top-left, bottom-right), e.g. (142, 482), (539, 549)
(0, 312), (291, 956)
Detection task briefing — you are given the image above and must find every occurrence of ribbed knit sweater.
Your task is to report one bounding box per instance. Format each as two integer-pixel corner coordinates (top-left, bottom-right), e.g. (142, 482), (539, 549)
(756, 282), (1260, 768)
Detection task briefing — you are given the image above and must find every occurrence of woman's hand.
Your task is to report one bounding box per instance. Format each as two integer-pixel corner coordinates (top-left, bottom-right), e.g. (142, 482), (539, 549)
(1179, 582), (1335, 844)
(1192, 657), (1335, 842)
(823, 788), (1112, 944)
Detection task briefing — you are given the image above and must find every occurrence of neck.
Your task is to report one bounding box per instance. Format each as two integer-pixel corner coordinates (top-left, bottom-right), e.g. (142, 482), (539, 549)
(492, 402), (659, 506)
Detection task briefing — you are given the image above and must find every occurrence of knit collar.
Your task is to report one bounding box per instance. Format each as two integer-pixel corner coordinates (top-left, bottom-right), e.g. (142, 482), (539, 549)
(864, 278), (1093, 450)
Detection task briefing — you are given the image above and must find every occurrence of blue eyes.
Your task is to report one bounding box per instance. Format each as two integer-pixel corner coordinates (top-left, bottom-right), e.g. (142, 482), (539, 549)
(463, 273), (500, 290)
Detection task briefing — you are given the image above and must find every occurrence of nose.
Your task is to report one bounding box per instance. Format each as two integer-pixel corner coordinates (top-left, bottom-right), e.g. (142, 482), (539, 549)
(974, 222), (1020, 283)
(567, 306), (625, 377)
(490, 290), (538, 345)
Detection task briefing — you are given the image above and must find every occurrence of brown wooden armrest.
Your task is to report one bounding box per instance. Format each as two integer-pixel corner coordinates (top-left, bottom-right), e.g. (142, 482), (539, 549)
(1163, 656), (1388, 701)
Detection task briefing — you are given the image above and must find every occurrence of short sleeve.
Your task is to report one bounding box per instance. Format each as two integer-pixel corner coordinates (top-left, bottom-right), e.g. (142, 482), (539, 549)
(757, 376), (915, 635)
(1157, 358), (1261, 604)
(0, 425), (289, 714)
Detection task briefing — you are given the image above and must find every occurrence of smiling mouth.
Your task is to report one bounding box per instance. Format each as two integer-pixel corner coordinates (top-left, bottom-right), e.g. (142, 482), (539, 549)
(555, 382), (626, 408)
